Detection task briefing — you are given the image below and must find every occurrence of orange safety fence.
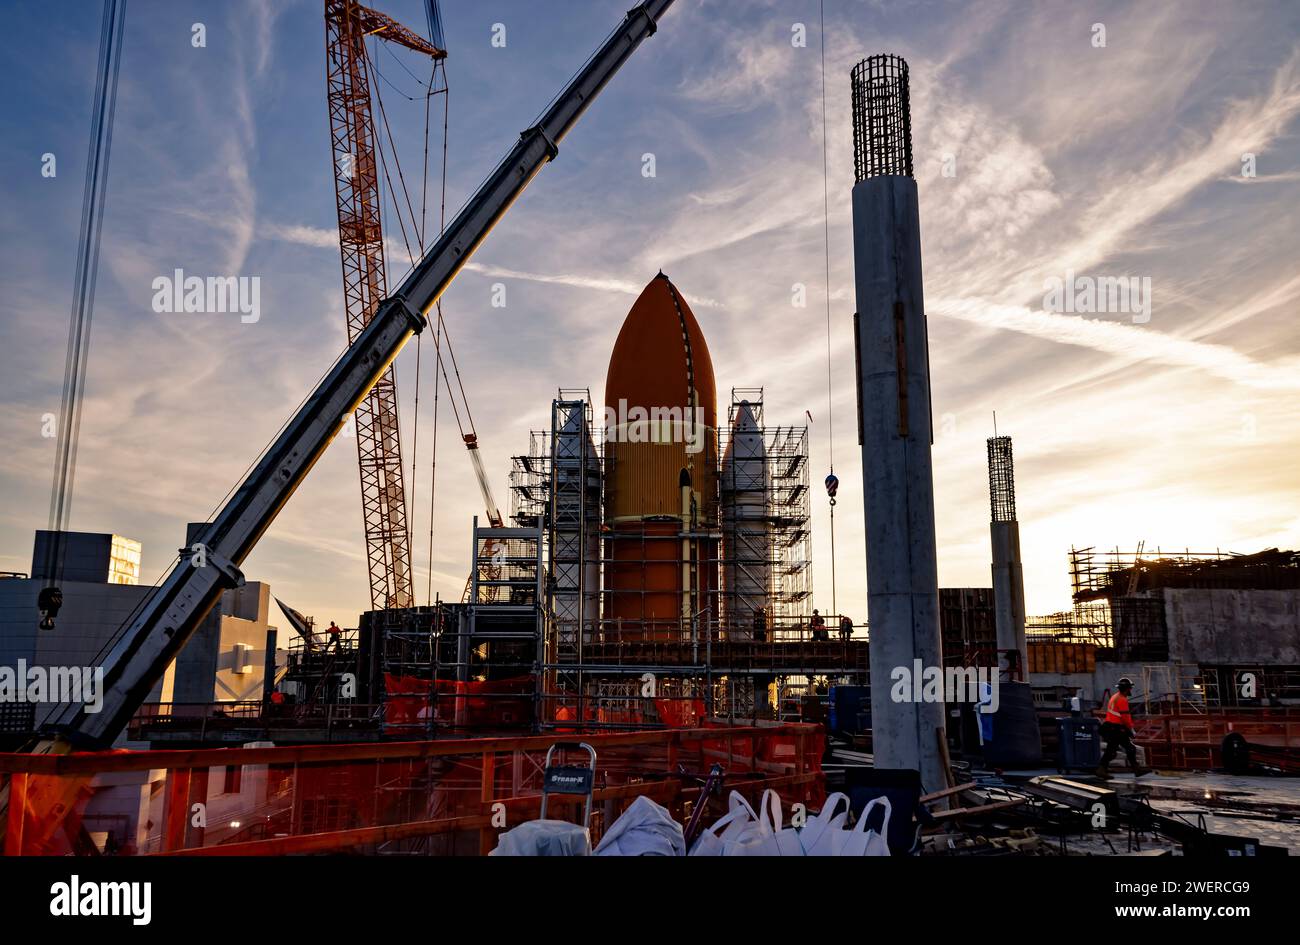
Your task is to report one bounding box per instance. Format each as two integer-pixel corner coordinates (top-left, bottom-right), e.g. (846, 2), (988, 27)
(383, 674), (533, 731)
(654, 697), (706, 728)
(0, 723), (824, 856)
(1132, 713), (1300, 770)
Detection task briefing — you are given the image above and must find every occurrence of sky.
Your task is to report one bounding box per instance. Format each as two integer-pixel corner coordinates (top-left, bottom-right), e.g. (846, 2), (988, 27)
(1, 0), (1298, 630)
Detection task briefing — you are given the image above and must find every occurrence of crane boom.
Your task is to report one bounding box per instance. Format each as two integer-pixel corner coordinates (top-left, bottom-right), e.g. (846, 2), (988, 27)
(40, 0), (675, 751)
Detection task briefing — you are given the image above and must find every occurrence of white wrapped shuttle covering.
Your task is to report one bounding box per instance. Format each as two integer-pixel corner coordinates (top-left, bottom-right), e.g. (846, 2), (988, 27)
(721, 400), (771, 639)
(551, 400), (603, 644)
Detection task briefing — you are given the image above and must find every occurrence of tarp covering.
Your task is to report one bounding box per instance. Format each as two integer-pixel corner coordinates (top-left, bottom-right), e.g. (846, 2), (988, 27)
(490, 819), (591, 856)
(594, 795), (684, 856)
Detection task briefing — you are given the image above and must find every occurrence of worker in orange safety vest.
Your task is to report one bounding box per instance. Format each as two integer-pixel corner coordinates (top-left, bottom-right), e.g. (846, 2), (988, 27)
(1096, 676), (1148, 779)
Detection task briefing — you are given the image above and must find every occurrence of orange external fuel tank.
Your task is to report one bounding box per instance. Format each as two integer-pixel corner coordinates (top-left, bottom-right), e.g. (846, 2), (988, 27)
(603, 274), (718, 641)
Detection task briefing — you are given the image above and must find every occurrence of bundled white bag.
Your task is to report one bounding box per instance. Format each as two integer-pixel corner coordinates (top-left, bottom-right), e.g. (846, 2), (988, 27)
(797, 792), (851, 856)
(688, 791), (760, 856)
(490, 819), (591, 856)
(724, 789), (805, 857)
(594, 795), (685, 856)
(829, 796), (892, 857)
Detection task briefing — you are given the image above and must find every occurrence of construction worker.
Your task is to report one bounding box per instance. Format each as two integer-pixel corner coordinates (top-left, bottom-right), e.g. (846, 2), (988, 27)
(839, 615), (853, 642)
(810, 610), (827, 641)
(327, 620), (342, 647)
(1097, 677), (1147, 779)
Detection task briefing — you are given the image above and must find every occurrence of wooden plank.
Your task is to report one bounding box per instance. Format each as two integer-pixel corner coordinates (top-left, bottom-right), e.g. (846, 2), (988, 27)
(936, 726), (955, 789)
(928, 797), (1025, 821)
(919, 782), (977, 804)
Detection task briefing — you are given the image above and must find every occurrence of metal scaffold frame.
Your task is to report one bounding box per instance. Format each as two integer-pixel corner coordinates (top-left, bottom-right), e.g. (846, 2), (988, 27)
(1072, 545), (1300, 600)
(375, 604), (446, 739)
(502, 388), (848, 733)
(718, 389), (813, 638)
(434, 519), (545, 733)
(508, 392), (603, 726)
(1025, 599), (1113, 647)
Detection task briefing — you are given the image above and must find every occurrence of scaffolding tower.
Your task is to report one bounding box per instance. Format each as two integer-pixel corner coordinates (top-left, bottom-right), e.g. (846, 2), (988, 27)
(718, 390), (813, 637)
(503, 388), (838, 732)
(509, 392), (603, 727)
(1025, 600), (1113, 647)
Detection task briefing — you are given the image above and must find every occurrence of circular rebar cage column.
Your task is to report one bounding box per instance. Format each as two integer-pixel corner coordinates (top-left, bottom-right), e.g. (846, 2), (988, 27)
(987, 435), (1017, 523)
(851, 54), (913, 181)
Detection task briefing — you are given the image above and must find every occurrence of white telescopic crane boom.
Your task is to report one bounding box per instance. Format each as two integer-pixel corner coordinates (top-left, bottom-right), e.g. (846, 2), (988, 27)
(44, 0), (675, 750)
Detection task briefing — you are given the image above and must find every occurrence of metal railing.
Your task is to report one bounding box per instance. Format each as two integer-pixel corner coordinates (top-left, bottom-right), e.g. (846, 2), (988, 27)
(1, 722), (824, 856)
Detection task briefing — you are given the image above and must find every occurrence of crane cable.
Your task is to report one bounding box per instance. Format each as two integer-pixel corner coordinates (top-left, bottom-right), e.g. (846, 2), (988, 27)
(819, 0), (839, 619)
(425, 57), (450, 606)
(41, 0), (128, 629)
(365, 33), (459, 607)
(366, 44), (496, 597)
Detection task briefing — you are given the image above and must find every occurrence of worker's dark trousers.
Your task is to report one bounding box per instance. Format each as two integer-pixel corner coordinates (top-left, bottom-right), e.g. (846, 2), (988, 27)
(1100, 722), (1137, 768)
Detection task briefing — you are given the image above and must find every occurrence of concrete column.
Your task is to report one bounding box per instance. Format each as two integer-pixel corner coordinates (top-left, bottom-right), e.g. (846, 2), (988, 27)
(991, 520), (1027, 670)
(987, 435), (1027, 675)
(853, 171), (947, 792)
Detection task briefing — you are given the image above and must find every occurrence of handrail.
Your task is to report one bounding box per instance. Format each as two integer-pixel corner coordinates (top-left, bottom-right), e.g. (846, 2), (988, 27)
(0, 722), (816, 775)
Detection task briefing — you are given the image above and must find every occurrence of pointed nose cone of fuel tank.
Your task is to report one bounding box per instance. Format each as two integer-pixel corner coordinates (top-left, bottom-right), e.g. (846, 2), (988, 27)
(605, 273), (716, 420)
(603, 273), (718, 522)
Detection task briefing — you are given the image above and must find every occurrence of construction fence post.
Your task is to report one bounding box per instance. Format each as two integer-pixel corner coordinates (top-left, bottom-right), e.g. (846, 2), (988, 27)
(4, 773), (27, 856)
(163, 767), (192, 853)
(479, 750), (497, 855)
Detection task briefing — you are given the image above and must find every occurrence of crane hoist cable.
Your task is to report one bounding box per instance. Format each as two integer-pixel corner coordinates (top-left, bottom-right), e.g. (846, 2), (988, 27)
(372, 34), (505, 558)
(819, 0), (839, 617)
(40, 0), (128, 632)
(361, 23), (461, 606)
(370, 27), (496, 598)
(423, 49), (450, 607)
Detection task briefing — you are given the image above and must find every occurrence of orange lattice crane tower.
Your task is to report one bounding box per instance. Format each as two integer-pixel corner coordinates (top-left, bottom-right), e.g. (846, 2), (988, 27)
(325, 0), (445, 609)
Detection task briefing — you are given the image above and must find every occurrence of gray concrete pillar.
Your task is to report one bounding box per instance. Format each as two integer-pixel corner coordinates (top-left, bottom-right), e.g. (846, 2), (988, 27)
(991, 520), (1027, 669)
(850, 55), (946, 792)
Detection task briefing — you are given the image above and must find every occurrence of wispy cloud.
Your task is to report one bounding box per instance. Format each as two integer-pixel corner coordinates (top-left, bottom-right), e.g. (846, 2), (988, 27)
(932, 296), (1300, 391)
(260, 222), (727, 307)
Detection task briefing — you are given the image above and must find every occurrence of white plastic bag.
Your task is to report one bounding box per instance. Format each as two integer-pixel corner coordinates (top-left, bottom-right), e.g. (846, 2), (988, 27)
(725, 789), (805, 857)
(688, 791), (759, 856)
(594, 795), (685, 856)
(798, 792), (851, 856)
(829, 796), (892, 857)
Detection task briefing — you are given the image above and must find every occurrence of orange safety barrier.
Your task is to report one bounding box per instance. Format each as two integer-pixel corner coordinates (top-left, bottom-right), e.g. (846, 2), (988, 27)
(383, 674), (534, 731)
(654, 697), (705, 728)
(0, 723), (824, 856)
(1130, 712), (1300, 770)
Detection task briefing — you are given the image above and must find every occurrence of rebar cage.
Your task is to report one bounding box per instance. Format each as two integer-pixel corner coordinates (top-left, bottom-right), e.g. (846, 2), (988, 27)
(851, 54), (913, 181)
(987, 435), (1016, 523)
